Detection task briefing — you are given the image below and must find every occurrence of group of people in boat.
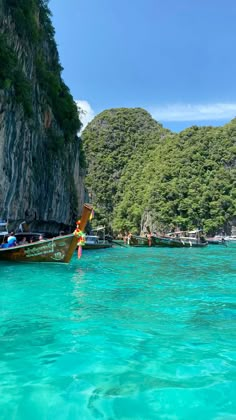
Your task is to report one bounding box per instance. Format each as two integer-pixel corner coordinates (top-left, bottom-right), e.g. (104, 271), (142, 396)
(123, 232), (133, 245)
(122, 228), (209, 247)
(0, 232), (45, 248)
(123, 232), (153, 246)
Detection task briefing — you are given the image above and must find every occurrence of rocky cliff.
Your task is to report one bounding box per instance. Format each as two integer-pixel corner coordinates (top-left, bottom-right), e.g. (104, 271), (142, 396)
(0, 0), (84, 233)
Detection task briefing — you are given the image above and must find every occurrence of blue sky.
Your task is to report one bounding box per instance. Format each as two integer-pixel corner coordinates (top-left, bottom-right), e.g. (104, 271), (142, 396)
(50, 0), (236, 131)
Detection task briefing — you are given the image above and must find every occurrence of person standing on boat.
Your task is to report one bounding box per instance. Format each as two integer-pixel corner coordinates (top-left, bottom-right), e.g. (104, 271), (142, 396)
(7, 232), (17, 247)
(18, 221), (26, 233)
(147, 233), (152, 247)
(127, 232), (132, 245)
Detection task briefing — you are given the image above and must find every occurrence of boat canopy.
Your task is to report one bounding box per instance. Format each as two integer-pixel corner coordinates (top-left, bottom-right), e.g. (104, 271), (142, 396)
(167, 229), (202, 235)
(91, 225), (105, 232)
(85, 235), (99, 244)
(0, 220), (8, 234)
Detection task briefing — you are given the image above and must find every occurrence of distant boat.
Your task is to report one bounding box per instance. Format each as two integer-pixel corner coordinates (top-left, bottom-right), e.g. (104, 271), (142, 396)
(128, 234), (154, 247)
(153, 230), (208, 248)
(0, 204), (93, 263)
(224, 235), (236, 245)
(84, 226), (112, 250)
(84, 235), (112, 250)
(206, 236), (226, 245)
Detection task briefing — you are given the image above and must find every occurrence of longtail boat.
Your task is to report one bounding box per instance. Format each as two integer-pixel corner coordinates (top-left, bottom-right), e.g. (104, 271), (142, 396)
(0, 204), (93, 263)
(128, 234), (154, 247)
(206, 236), (226, 245)
(153, 230), (208, 248)
(84, 235), (112, 250)
(224, 235), (236, 245)
(83, 227), (113, 250)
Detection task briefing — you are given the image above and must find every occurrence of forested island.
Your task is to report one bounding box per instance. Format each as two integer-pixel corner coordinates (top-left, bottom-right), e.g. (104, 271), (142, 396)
(82, 108), (236, 235)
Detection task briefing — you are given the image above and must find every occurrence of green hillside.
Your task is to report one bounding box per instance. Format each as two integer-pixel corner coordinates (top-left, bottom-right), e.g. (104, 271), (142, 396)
(82, 108), (170, 225)
(82, 109), (236, 235)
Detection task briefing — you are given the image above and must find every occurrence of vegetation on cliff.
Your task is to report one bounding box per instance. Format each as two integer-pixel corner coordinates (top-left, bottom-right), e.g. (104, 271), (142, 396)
(0, 33), (33, 116)
(82, 108), (170, 225)
(82, 109), (236, 234)
(0, 0), (80, 143)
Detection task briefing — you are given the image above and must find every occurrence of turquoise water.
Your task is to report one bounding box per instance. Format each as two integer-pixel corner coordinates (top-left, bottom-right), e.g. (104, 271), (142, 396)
(0, 246), (236, 420)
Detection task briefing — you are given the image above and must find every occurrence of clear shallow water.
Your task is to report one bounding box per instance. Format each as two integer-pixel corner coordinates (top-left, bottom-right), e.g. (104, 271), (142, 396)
(0, 246), (236, 420)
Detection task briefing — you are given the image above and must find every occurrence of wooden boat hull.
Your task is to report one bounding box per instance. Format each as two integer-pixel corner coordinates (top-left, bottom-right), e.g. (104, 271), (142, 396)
(207, 238), (226, 245)
(0, 234), (78, 263)
(0, 204), (93, 263)
(129, 235), (154, 247)
(225, 238), (236, 246)
(84, 243), (112, 250)
(153, 236), (208, 248)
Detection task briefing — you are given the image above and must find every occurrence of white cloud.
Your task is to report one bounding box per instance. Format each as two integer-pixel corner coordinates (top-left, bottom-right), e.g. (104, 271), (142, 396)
(76, 100), (95, 131)
(149, 103), (236, 122)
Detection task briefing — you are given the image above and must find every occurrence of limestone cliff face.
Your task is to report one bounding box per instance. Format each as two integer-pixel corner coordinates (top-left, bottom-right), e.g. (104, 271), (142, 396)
(0, 1), (84, 232)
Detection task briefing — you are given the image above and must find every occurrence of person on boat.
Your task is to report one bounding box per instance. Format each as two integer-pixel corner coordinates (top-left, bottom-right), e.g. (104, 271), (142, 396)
(39, 234), (45, 241)
(127, 232), (132, 245)
(7, 232), (17, 247)
(1, 237), (9, 248)
(18, 221), (26, 233)
(19, 237), (27, 245)
(147, 233), (152, 247)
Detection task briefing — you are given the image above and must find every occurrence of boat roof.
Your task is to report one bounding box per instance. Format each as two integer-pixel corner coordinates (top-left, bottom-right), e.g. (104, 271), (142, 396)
(91, 226), (105, 232)
(15, 232), (42, 236)
(168, 229), (202, 234)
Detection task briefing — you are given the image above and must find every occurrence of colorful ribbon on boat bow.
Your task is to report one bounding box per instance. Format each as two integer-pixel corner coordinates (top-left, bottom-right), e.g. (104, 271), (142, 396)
(73, 219), (86, 259)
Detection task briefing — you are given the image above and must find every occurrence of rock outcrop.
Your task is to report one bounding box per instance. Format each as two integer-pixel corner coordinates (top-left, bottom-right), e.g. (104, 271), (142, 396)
(0, 1), (84, 233)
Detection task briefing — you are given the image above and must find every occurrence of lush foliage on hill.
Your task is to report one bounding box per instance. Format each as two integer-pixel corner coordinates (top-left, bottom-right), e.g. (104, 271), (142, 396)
(82, 109), (236, 234)
(0, 34), (33, 116)
(0, 0), (80, 142)
(82, 108), (169, 226)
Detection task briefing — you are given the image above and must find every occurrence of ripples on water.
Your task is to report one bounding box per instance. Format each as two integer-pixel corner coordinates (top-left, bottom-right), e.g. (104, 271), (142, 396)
(0, 246), (236, 419)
